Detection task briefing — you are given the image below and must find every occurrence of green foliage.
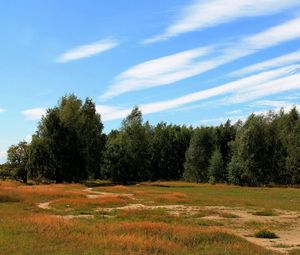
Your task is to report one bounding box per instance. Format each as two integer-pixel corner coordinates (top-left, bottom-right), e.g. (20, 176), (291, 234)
(4, 92), (300, 186)
(208, 149), (224, 184)
(285, 116), (300, 184)
(184, 127), (215, 182)
(7, 141), (29, 183)
(229, 108), (300, 186)
(27, 95), (104, 183)
(149, 123), (192, 181)
(254, 230), (278, 239)
(253, 210), (277, 216)
(228, 114), (276, 185)
(0, 163), (13, 179)
(102, 107), (151, 184)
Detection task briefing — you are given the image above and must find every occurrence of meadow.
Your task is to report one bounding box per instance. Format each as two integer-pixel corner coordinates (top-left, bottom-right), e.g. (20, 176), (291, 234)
(0, 181), (299, 255)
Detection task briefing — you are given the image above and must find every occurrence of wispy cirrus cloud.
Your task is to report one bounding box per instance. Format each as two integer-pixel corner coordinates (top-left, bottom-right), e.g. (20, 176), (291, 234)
(251, 100), (300, 110)
(101, 17), (300, 100)
(226, 110), (242, 115)
(221, 66), (300, 104)
(22, 108), (46, 120)
(0, 107), (5, 113)
(197, 100), (300, 127)
(143, 0), (300, 44)
(98, 65), (300, 121)
(100, 46), (214, 99)
(56, 38), (119, 63)
(230, 50), (300, 77)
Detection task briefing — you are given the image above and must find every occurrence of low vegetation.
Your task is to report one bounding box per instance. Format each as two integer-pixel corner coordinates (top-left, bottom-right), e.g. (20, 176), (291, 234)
(253, 209), (278, 216)
(254, 230), (278, 239)
(1, 181), (300, 254)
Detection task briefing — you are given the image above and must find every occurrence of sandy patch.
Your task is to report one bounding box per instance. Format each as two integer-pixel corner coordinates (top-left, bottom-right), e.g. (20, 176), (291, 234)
(37, 201), (52, 210)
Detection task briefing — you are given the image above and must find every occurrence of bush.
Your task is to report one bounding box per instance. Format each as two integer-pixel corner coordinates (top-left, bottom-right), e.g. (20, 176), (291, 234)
(254, 230), (278, 239)
(0, 191), (21, 203)
(253, 209), (277, 216)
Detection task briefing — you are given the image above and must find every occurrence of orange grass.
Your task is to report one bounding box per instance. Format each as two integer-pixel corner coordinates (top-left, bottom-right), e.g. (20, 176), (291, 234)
(9, 213), (274, 255)
(0, 181), (287, 254)
(52, 196), (128, 209)
(155, 192), (190, 203)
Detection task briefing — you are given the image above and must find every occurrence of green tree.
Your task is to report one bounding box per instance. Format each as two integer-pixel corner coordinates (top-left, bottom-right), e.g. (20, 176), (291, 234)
(150, 123), (192, 181)
(285, 112), (300, 184)
(102, 107), (151, 184)
(228, 114), (274, 186)
(7, 141), (29, 183)
(208, 148), (224, 184)
(184, 127), (215, 182)
(27, 94), (104, 182)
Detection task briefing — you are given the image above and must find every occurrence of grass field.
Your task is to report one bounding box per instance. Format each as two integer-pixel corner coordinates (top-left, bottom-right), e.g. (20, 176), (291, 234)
(0, 181), (300, 255)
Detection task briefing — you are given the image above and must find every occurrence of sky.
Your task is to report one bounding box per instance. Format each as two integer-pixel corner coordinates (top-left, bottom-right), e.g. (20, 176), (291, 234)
(1, 0), (300, 163)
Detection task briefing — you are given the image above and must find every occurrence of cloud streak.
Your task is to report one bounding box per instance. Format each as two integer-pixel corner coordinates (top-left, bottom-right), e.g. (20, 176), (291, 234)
(143, 0), (300, 43)
(0, 107), (5, 113)
(101, 17), (300, 100)
(100, 46), (215, 99)
(98, 65), (300, 121)
(251, 100), (300, 110)
(230, 50), (300, 77)
(22, 108), (46, 120)
(56, 38), (119, 63)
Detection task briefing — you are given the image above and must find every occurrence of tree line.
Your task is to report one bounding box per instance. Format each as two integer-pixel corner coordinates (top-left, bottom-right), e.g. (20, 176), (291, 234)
(0, 94), (299, 186)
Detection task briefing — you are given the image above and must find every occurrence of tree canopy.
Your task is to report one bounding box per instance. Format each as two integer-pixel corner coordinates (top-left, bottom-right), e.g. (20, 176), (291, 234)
(1, 94), (299, 186)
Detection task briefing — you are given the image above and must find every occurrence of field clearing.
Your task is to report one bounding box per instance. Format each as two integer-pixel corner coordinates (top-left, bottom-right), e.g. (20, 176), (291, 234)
(0, 181), (300, 255)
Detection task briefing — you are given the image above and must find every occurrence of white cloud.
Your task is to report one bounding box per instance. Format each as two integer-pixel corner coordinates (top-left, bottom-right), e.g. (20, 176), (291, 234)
(56, 38), (119, 63)
(96, 105), (130, 121)
(0, 151), (6, 159)
(251, 100), (300, 110)
(0, 107), (5, 113)
(25, 135), (32, 143)
(100, 46), (214, 99)
(222, 70), (300, 104)
(226, 110), (242, 115)
(99, 65), (299, 121)
(22, 108), (46, 120)
(143, 0), (300, 43)
(102, 17), (300, 100)
(230, 50), (300, 77)
(197, 115), (245, 125)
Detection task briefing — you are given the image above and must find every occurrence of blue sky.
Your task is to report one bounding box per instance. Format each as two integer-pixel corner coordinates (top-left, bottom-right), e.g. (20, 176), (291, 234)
(1, 0), (300, 162)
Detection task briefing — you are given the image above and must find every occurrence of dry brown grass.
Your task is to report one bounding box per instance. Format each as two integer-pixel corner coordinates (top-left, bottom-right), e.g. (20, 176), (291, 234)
(13, 212), (270, 255)
(1, 181), (293, 254)
(52, 196), (128, 209)
(155, 192), (190, 203)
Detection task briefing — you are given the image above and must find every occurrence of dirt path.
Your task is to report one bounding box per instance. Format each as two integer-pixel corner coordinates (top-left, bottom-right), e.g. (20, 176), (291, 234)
(37, 201), (52, 210)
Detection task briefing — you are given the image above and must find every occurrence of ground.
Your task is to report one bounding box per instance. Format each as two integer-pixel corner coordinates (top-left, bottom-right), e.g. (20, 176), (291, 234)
(0, 181), (299, 255)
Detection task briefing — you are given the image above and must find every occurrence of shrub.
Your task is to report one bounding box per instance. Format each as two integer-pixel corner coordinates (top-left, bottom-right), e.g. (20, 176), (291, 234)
(253, 210), (277, 216)
(254, 230), (278, 239)
(0, 191), (21, 203)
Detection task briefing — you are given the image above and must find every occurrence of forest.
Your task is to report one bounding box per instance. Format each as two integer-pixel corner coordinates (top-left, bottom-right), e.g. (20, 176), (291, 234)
(0, 94), (299, 186)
